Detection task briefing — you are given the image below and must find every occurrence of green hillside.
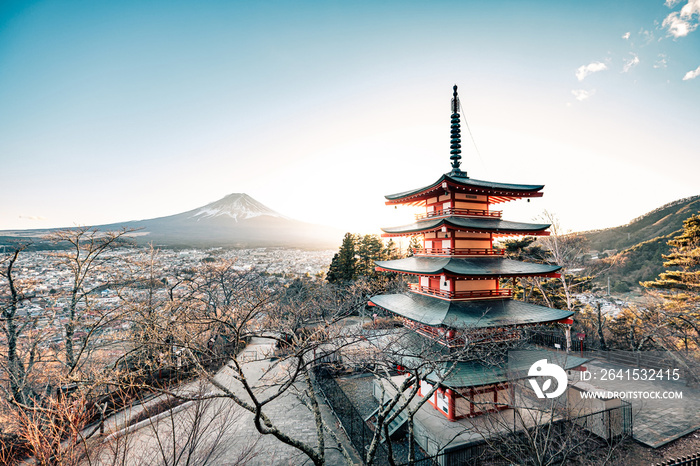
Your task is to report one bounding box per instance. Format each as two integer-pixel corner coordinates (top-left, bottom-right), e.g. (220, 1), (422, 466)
(602, 232), (678, 291)
(582, 196), (700, 253)
(580, 195), (700, 289)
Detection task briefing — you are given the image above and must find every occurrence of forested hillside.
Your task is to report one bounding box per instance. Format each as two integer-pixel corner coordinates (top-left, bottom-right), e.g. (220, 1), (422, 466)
(582, 195), (700, 253)
(580, 196), (700, 289)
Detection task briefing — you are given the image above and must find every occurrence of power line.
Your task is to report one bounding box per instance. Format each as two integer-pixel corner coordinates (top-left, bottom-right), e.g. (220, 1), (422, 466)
(458, 101), (489, 179)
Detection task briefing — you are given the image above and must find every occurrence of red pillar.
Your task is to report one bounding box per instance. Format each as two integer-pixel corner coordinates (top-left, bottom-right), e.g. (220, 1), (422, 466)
(447, 389), (456, 421)
(469, 387), (475, 417)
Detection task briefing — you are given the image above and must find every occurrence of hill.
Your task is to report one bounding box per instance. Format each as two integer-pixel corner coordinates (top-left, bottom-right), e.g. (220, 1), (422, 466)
(0, 193), (343, 250)
(580, 196), (700, 289)
(581, 195), (700, 253)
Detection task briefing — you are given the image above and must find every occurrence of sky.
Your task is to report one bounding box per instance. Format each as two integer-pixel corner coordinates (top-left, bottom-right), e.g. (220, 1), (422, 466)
(1, 0), (699, 237)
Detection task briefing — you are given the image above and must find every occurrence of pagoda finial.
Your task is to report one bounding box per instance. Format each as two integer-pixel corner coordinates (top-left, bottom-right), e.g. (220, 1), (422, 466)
(449, 85), (466, 177)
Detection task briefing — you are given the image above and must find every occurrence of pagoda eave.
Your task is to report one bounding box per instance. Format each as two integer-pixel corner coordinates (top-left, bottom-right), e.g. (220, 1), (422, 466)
(374, 266), (561, 280)
(380, 229), (551, 239)
(426, 351), (590, 389)
(380, 217), (552, 238)
(384, 174), (544, 206)
(369, 293), (573, 328)
(374, 257), (562, 277)
(385, 191), (544, 206)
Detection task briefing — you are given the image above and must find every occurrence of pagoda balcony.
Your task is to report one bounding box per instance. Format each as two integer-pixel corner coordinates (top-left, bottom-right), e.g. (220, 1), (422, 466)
(401, 318), (465, 347)
(415, 208), (502, 220)
(412, 247), (504, 257)
(400, 317), (522, 348)
(408, 284), (513, 300)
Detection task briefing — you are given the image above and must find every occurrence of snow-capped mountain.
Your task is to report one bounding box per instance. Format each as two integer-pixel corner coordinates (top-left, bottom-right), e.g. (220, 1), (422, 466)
(0, 193), (341, 249)
(112, 192), (340, 248)
(189, 193), (287, 222)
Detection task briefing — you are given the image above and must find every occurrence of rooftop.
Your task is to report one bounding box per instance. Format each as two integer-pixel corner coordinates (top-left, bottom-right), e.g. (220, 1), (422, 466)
(369, 293), (573, 328)
(381, 216), (551, 237)
(374, 256), (561, 277)
(385, 172), (545, 206)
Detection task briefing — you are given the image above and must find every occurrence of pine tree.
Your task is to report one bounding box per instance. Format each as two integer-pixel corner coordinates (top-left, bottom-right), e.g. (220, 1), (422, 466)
(356, 234), (384, 277)
(642, 214), (700, 294)
(640, 214), (700, 353)
(326, 233), (357, 283)
(383, 239), (401, 260)
(407, 235), (422, 257)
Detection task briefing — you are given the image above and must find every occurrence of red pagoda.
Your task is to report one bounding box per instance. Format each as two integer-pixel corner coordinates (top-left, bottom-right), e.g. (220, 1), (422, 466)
(369, 85), (582, 421)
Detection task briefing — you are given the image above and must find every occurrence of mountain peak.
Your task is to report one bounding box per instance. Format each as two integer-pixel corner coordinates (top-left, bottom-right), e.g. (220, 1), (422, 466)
(190, 193), (286, 222)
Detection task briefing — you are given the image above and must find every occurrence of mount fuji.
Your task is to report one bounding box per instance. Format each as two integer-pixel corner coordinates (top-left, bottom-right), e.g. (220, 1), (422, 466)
(187, 193), (288, 223)
(1, 194), (342, 249)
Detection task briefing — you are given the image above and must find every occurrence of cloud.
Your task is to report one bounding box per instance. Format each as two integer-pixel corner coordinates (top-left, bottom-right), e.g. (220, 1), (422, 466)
(654, 54), (668, 68)
(639, 28), (655, 44)
(572, 89), (595, 101)
(665, 0), (682, 6)
(623, 54), (640, 72)
(19, 215), (47, 221)
(663, 12), (696, 36)
(663, 0), (700, 37)
(622, 32), (631, 39)
(576, 62), (608, 81)
(683, 65), (700, 80)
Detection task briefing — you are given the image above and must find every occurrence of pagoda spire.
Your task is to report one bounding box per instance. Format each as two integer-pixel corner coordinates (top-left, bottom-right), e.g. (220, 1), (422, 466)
(449, 85), (467, 177)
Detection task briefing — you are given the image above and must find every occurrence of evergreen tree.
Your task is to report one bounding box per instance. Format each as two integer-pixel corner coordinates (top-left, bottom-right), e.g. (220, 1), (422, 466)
(383, 239), (401, 260)
(642, 214), (700, 294)
(356, 234), (384, 277)
(640, 214), (700, 351)
(407, 235), (422, 257)
(326, 233), (357, 283)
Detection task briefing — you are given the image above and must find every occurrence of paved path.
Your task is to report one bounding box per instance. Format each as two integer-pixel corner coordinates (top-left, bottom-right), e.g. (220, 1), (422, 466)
(579, 358), (700, 448)
(212, 337), (360, 465)
(88, 337), (361, 465)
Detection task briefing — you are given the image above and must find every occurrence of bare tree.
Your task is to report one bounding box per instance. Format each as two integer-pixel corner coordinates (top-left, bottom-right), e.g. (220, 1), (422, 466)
(116, 263), (373, 466)
(96, 382), (261, 466)
(0, 245), (42, 405)
(0, 392), (95, 466)
(46, 227), (134, 375)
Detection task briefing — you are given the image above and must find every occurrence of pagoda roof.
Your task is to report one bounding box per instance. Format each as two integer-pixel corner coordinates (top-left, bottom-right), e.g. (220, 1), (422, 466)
(369, 293), (572, 328)
(374, 256), (561, 278)
(381, 216), (551, 237)
(426, 350), (589, 389)
(385, 173), (544, 206)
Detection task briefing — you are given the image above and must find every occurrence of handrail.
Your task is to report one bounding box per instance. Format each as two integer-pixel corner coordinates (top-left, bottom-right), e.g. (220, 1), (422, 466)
(408, 284), (513, 299)
(412, 247), (504, 256)
(416, 208), (502, 220)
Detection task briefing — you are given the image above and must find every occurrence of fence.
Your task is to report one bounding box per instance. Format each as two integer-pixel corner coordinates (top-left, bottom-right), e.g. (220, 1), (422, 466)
(395, 443), (493, 466)
(527, 330), (587, 352)
(315, 369), (391, 465)
(571, 400), (633, 440)
(655, 453), (700, 466)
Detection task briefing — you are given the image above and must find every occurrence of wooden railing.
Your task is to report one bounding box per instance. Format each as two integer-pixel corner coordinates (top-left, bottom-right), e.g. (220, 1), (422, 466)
(400, 318), (522, 348)
(416, 208), (502, 220)
(412, 247), (504, 256)
(409, 284), (513, 299)
(401, 318), (464, 347)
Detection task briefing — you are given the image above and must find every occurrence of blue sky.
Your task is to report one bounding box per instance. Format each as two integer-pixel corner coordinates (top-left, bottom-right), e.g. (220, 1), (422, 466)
(1, 0), (699, 235)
